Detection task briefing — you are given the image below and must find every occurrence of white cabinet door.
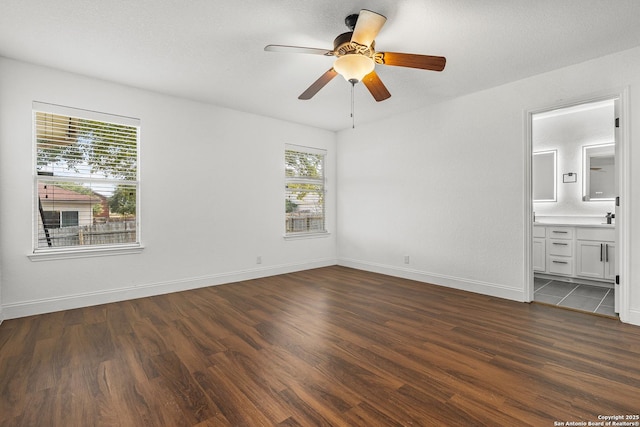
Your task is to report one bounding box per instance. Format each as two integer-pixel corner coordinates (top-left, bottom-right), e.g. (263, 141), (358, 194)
(576, 241), (605, 279)
(533, 238), (546, 272)
(576, 240), (615, 281)
(604, 243), (616, 281)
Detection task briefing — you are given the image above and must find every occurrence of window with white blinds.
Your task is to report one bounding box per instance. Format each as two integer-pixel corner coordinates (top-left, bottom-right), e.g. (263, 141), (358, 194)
(33, 102), (140, 251)
(285, 145), (326, 235)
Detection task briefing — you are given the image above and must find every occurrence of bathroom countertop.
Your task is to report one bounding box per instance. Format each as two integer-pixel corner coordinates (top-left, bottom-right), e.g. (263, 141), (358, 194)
(533, 221), (614, 228)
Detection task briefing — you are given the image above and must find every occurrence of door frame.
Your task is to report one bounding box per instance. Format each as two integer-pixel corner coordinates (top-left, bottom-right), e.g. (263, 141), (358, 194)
(523, 88), (630, 322)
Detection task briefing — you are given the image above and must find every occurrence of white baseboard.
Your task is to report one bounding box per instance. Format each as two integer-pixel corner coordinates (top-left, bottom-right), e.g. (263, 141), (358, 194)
(7, 258), (636, 327)
(1, 258), (338, 320)
(338, 258), (527, 302)
(624, 308), (640, 327)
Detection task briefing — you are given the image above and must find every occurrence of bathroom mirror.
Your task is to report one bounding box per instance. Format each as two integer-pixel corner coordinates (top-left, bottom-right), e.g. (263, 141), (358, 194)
(583, 143), (615, 201)
(533, 150), (557, 202)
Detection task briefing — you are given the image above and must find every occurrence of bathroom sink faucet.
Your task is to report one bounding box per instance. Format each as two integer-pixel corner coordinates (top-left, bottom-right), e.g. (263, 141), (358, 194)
(606, 212), (615, 224)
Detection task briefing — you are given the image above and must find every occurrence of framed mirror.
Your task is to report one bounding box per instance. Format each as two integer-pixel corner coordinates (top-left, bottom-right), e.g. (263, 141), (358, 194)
(533, 150), (557, 202)
(582, 143), (615, 201)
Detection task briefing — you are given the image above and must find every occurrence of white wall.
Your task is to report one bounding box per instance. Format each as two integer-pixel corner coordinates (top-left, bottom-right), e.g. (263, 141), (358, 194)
(3, 46), (640, 327)
(0, 57), (337, 320)
(336, 45), (640, 326)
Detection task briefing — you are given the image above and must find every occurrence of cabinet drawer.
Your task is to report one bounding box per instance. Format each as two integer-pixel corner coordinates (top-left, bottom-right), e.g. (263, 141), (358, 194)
(533, 226), (546, 238)
(549, 256), (573, 275)
(548, 239), (572, 256)
(547, 227), (574, 239)
(576, 227), (614, 242)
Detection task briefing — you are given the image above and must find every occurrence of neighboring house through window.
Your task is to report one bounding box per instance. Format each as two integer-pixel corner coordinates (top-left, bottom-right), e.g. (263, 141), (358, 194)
(33, 102), (140, 251)
(285, 145), (326, 236)
(40, 209), (79, 229)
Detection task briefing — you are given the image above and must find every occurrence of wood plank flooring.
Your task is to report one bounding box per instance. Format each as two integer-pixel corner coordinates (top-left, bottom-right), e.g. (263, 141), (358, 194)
(1, 266), (639, 426)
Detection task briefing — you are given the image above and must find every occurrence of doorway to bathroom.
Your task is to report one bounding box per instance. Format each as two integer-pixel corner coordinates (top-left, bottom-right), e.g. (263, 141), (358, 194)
(529, 95), (625, 317)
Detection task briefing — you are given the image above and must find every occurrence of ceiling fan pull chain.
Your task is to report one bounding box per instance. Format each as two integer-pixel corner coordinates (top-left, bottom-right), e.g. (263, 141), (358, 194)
(351, 80), (355, 129)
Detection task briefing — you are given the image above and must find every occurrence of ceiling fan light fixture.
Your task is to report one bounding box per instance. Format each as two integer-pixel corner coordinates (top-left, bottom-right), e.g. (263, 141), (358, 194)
(333, 54), (375, 83)
(264, 8), (445, 102)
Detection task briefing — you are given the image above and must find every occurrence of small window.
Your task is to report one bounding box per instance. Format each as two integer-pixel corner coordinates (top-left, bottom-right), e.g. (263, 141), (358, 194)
(33, 102), (140, 252)
(285, 145), (326, 236)
(42, 210), (61, 229)
(61, 211), (79, 227)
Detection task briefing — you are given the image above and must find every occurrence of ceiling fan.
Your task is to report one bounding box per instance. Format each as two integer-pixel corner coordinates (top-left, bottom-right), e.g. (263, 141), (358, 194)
(264, 9), (446, 102)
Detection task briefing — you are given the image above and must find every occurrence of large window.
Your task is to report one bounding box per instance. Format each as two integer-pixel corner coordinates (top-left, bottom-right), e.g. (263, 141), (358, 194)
(33, 102), (140, 252)
(285, 145), (326, 236)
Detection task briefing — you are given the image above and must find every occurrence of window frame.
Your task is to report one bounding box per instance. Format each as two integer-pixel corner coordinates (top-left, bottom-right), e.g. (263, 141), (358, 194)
(29, 102), (143, 261)
(284, 144), (329, 239)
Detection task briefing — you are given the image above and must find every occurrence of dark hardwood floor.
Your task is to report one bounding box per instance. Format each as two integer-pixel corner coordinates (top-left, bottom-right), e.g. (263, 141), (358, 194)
(1, 266), (639, 426)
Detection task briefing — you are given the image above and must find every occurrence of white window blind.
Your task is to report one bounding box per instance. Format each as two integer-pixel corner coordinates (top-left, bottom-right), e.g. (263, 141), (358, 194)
(285, 145), (326, 235)
(33, 102), (140, 251)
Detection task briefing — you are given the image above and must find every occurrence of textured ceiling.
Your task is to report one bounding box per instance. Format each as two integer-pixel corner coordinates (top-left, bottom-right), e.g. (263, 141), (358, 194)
(2, 0), (640, 131)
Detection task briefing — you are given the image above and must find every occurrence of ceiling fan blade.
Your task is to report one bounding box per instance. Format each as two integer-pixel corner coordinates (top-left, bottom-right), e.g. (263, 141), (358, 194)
(264, 45), (334, 56)
(362, 71), (391, 102)
(298, 69), (338, 100)
(351, 9), (387, 47)
(378, 52), (446, 71)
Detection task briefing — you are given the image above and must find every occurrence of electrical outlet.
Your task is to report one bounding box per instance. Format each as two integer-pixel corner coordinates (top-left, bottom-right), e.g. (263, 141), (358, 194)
(404, 255), (410, 264)
(256, 256), (262, 264)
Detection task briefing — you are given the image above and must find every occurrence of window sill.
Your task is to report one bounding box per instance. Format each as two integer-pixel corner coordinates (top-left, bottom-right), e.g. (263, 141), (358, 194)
(28, 244), (144, 262)
(284, 231), (331, 240)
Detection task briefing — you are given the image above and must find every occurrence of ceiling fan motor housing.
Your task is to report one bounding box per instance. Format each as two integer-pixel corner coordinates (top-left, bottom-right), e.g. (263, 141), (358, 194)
(333, 32), (375, 58)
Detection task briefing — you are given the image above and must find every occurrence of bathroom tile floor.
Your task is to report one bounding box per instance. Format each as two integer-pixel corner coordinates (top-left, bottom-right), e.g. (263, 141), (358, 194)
(534, 277), (617, 317)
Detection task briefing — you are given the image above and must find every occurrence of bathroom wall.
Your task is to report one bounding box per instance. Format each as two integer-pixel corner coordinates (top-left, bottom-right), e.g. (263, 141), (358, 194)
(532, 100), (616, 222)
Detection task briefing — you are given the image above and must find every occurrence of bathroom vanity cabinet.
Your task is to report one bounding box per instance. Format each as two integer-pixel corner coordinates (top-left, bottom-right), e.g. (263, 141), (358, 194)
(533, 224), (615, 284)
